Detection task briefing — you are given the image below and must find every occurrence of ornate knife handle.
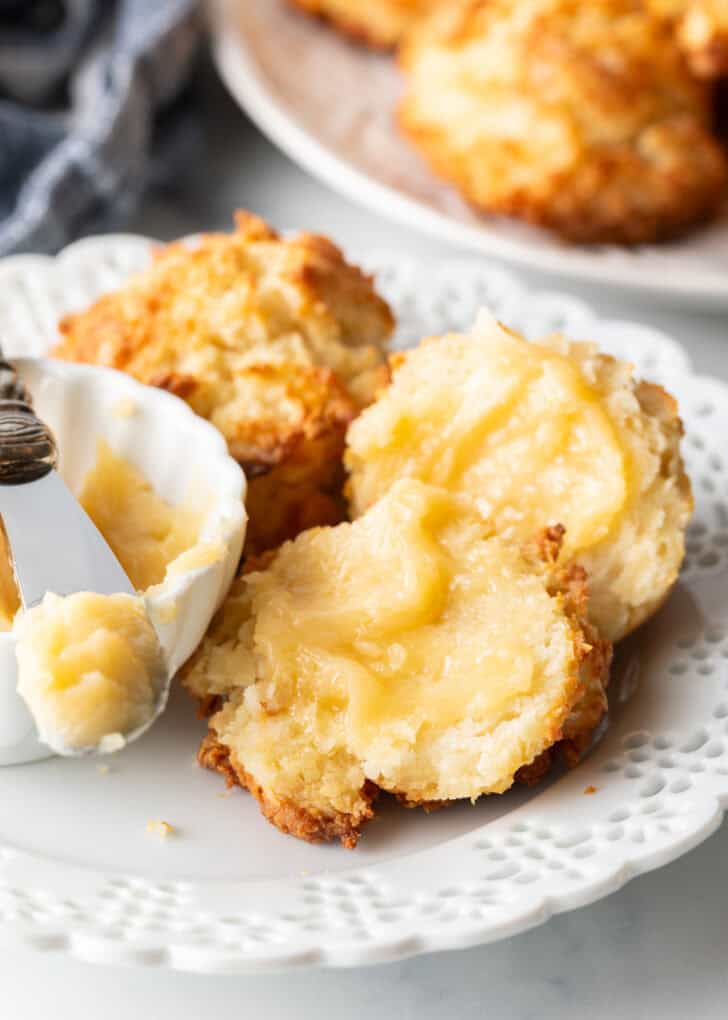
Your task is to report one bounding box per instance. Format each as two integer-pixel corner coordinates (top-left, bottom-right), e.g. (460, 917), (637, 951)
(0, 357), (57, 484)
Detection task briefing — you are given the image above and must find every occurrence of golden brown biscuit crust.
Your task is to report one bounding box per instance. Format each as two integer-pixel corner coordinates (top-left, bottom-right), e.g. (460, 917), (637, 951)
(649, 0), (728, 78)
(198, 731), (378, 848)
(53, 211), (393, 554)
(550, 563), (612, 765)
(399, 0), (727, 244)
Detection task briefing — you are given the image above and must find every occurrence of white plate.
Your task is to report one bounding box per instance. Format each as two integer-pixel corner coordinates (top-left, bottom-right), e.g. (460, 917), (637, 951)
(0, 235), (727, 974)
(210, 0), (728, 310)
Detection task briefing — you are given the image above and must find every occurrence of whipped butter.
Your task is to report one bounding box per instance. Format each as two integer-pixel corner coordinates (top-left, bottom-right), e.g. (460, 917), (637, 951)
(4, 440), (220, 754)
(15, 592), (166, 754)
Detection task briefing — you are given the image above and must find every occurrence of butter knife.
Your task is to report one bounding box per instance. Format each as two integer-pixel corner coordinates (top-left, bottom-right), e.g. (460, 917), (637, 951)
(0, 355), (135, 607)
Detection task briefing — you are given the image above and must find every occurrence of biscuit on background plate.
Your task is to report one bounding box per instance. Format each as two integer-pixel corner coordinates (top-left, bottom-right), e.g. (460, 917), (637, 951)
(649, 0), (728, 79)
(398, 0), (726, 244)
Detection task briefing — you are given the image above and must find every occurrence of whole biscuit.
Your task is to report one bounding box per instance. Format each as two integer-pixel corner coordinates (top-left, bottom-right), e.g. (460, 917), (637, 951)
(399, 0), (727, 243)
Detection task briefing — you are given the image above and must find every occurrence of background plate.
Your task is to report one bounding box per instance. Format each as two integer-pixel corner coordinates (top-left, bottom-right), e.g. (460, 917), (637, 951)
(0, 235), (727, 973)
(210, 0), (728, 310)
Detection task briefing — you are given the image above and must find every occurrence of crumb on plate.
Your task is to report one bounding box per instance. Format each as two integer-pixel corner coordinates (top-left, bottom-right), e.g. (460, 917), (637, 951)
(146, 819), (175, 837)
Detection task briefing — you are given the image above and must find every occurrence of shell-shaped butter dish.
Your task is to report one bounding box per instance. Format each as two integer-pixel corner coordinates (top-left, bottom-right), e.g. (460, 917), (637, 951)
(0, 358), (246, 765)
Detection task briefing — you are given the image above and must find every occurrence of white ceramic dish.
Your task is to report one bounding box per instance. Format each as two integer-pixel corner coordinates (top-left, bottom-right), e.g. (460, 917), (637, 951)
(0, 357), (247, 766)
(0, 235), (726, 974)
(210, 0), (728, 310)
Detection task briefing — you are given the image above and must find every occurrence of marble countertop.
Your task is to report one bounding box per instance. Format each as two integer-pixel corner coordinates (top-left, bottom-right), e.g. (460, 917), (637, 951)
(5, 63), (728, 1020)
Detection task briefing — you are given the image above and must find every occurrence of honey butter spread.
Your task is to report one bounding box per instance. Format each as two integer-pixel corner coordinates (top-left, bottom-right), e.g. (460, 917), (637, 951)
(346, 311), (692, 641)
(3, 441), (220, 753)
(0, 440), (216, 629)
(78, 440), (206, 593)
(348, 313), (628, 555)
(15, 592), (166, 754)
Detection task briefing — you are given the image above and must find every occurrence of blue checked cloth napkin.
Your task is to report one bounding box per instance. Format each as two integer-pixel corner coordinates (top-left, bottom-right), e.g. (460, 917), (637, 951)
(0, 0), (201, 256)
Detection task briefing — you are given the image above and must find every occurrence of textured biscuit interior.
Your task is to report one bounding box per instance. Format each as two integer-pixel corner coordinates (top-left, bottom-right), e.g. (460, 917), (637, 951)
(183, 479), (595, 837)
(346, 311), (692, 640)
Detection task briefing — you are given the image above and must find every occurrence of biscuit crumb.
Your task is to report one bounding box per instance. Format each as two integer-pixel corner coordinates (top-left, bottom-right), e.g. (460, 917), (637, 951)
(96, 764), (110, 776)
(584, 785), (598, 795)
(146, 820), (175, 837)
